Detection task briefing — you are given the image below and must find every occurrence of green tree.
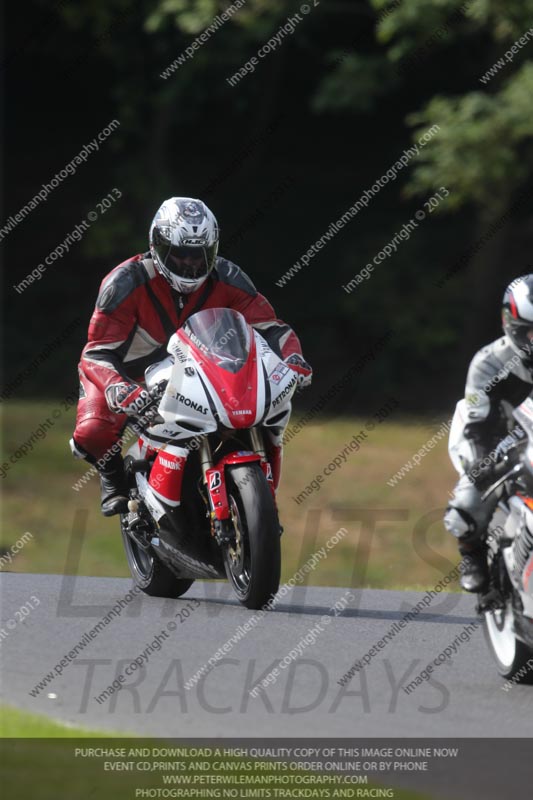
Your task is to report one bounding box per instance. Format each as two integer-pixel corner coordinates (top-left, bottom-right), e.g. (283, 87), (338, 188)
(314, 0), (533, 349)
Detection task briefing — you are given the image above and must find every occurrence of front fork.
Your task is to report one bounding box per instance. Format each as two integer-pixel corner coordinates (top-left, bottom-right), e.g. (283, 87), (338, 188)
(198, 428), (268, 484)
(250, 427), (267, 459)
(199, 428), (274, 546)
(198, 438), (215, 485)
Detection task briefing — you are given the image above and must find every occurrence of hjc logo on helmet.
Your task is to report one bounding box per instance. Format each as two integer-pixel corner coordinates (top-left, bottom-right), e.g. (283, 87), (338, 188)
(182, 237), (208, 246)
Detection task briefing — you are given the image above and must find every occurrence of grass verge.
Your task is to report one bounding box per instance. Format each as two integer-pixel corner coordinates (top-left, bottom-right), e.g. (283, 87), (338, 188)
(2, 401), (459, 590)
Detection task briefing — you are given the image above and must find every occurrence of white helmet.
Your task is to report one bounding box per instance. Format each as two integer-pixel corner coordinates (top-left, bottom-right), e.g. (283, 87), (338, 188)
(149, 197), (219, 294)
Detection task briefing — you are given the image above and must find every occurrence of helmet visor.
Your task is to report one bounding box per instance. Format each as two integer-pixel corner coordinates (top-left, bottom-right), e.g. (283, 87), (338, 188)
(154, 242), (217, 280)
(503, 311), (533, 353)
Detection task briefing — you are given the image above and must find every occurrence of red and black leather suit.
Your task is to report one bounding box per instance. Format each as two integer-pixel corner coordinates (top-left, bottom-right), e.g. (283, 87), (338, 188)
(72, 253), (303, 467)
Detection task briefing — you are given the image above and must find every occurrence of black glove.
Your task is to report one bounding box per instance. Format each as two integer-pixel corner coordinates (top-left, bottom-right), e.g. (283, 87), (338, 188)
(467, 457), (497, 490)
(105, 382), (151, 416)
(467, 425), (526, 489)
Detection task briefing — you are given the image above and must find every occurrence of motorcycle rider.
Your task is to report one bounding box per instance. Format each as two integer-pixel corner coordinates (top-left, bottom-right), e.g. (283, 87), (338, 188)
(70, 197), (312, 516)
(444, 275), (533, 592)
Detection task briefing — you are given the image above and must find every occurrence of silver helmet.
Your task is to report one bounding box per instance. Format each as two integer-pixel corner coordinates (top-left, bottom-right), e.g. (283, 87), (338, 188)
(149, 197), (219, 294)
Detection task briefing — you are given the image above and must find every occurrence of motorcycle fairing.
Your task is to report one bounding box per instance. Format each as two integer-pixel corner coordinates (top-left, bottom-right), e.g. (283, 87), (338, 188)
(145, 310), (297, 441)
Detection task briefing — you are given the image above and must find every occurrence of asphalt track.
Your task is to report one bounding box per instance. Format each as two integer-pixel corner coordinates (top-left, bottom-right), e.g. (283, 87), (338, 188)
(2, 572), (532, 738)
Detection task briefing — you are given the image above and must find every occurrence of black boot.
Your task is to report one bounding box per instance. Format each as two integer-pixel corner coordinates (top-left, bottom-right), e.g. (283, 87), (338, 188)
(459, 543), (489, 593)
(98, 453), (129, 517)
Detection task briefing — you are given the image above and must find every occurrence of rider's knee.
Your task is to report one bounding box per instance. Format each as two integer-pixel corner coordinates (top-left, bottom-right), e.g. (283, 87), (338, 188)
(444, 507), (477, 539)
(71, 418), (120, 462)
(445, 496), (496, 544)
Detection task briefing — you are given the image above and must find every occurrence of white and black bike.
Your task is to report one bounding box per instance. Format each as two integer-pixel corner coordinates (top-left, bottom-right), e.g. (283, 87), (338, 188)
(451, 398), (533, 680)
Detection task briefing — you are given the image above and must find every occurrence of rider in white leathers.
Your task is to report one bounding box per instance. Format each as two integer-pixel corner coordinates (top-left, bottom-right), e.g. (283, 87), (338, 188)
(445, 275), (533, 591)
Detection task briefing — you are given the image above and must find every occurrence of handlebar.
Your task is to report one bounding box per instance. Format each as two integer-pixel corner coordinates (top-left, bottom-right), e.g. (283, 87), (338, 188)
(481, 462), (523, 502)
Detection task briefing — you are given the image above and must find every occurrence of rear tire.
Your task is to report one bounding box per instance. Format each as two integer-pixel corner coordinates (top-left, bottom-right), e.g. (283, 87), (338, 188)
(222, 463), (281, 610)
(120, 514), (194, 598)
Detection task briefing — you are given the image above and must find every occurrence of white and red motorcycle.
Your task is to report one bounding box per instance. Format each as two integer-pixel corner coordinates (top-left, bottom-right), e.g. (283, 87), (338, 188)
(120, 307), (298, 610)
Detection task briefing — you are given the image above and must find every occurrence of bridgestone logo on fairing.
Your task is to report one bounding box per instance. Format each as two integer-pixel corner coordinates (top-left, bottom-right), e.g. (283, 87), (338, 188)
(176, 392), (207, 415)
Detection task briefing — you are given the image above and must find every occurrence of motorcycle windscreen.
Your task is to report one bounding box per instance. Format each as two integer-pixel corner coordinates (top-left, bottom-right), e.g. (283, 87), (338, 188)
(181, 308), (251, 374)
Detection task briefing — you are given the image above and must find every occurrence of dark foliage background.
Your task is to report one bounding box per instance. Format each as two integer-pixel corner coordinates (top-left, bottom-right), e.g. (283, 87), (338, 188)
(3, 0), (533, 415)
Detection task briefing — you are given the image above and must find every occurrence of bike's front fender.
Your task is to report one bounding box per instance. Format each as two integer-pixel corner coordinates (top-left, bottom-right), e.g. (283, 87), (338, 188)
(206, 452), (272, 520)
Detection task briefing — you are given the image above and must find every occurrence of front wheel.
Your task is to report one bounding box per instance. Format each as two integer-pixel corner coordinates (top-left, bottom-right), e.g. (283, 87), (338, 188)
(483, 598), (533, 681)
(120, 513), (195, 598)
(222, 463), (281, 610)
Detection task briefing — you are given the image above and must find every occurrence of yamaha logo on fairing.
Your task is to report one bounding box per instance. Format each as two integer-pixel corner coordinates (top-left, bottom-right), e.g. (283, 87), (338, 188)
(232, 409), (252, 415)
(159, 457), (181, 470)
(176, 392), (208, 415)
(259, 340), (272, 357)
(272, 377), (297, 407)
(173, 343), (188, 363)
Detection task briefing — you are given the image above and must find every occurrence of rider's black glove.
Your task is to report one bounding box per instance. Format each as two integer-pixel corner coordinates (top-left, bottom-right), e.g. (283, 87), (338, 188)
(105, 382), (151, 416)
(467, 458), (497, 490)
(467, 425), (526, 489)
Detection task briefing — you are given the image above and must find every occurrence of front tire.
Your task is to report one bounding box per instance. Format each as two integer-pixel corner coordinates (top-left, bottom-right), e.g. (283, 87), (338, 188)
(223, 463), (281, 610)
(483, 598), (533, 681)
(120, 513), (194, 598)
